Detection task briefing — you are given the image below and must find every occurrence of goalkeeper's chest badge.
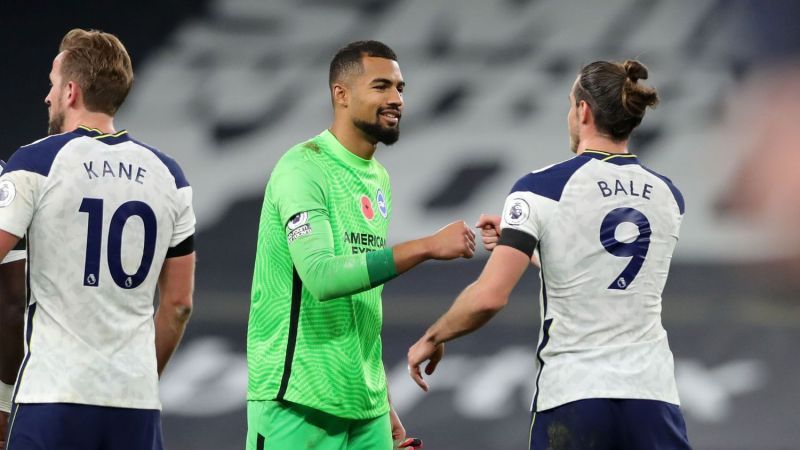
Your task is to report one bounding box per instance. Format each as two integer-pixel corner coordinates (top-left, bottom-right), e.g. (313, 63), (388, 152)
(376, 189), (388, 218)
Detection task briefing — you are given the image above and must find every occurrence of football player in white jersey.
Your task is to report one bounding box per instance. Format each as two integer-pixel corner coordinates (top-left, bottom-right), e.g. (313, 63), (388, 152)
(0, 160), (27, 449)
(408, 60), (691, 450)
(0, 29), (195, 450)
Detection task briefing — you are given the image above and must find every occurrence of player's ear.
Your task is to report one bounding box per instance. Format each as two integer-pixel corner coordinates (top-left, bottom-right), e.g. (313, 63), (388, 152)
(578, 100), (592, 125)
(332, 82), (348, 108)
(64, 80), (80, 108)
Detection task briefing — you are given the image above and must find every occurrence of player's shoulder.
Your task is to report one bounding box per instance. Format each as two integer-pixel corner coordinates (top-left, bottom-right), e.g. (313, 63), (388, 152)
(509, 155), (593, 201)
(128, 137), (190, 189)
(5, 130), (86, 176)
(637, 164), (685, 214)
(286, 137), (323, 159)
(274, 137), (327, 175)
(371, 156), (390, 179)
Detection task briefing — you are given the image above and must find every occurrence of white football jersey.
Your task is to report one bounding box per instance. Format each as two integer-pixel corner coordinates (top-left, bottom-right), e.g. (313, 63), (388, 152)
(0, 126), (195, 409)
(0, 161), (25, 264)
(499, 150), (684, 412)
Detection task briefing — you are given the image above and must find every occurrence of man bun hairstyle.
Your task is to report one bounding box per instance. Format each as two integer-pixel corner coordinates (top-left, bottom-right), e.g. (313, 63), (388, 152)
(574, 59), (659, 141)
(329, 40), (397, 87)
(58, 28), (133, 116)
(621, 60), (659, 117)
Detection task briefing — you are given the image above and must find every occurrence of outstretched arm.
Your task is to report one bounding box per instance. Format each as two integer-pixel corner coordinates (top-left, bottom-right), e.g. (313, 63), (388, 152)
(407, 245), (530, 391)
(275, 156), (475, 301)
(289, 210), (475, 301)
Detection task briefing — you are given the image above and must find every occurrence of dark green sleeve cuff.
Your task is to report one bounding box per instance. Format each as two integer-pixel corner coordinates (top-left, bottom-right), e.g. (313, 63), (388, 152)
(366, 248), (398, 287)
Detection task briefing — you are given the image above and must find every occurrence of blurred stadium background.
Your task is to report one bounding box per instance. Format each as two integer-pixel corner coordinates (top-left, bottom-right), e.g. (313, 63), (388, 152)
(3, 1), (800, 449)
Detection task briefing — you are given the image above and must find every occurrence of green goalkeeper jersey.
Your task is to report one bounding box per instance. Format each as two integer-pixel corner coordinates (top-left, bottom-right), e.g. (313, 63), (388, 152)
(248, 130), (395, 419)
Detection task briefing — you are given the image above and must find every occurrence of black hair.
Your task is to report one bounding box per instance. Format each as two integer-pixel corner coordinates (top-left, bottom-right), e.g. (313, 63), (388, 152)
(329, 40), (398, 87)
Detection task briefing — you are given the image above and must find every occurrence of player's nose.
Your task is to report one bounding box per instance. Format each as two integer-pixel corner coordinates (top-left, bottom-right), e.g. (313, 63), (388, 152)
(387, 88), (403, 107)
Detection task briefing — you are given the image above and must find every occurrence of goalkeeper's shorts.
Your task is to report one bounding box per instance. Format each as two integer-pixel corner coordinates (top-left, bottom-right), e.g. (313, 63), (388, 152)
(247, 400), (392, 450)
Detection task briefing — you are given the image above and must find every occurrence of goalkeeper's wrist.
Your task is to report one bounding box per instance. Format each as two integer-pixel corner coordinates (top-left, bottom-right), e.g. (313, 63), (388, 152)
(0, 381), (15, 413)
(366, 248), (398, 287)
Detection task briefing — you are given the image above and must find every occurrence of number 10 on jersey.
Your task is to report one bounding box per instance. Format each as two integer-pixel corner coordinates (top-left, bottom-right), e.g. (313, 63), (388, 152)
(79, 198), (157, 289)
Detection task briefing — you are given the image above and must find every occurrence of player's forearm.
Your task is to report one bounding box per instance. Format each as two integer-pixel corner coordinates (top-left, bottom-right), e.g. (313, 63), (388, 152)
(424, 281), (507, 345)
(155, 253), (195, 375)
(290, 217), (398, 300)
(154, 302), (192, 376)
(391, 237), (433, 275)
(0, 305), (24, 385)
(425, 248), (527, 344)
(0, 259), (26, 386)
(299, 252), (371, 300)
(299, 250), (401, 300)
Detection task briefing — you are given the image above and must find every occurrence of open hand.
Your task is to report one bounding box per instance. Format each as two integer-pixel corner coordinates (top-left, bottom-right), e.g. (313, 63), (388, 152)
(407, 338), (445, 392)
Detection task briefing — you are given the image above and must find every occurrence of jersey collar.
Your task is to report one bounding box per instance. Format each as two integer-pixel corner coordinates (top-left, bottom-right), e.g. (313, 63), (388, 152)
(581, 149), (640, 166)
(74, 125), (132, 145)
(318, 130), (375, 169)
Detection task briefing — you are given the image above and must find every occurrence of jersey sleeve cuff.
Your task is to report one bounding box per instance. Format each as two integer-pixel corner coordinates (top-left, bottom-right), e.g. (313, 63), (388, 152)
(366, 248), (398, 287)
(497, 228), (538, 258)
(0, 381), (13, 413)
(1, 250), (26, 265)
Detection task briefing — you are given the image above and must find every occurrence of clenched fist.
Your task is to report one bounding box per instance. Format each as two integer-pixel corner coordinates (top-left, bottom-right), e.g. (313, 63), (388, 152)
(475, 214), (502, 251)
(425, 221), (476, 260)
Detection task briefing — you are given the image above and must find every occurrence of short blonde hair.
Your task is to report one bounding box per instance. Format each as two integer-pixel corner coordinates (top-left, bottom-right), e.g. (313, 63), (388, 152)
(58, 29), (133, 115)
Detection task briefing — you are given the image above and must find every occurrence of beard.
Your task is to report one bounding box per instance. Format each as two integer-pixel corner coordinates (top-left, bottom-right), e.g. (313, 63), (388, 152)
(568, 113), (579, 153)
(48, 109), (65, 135)
(353, 111), (400, 146)
(569, 131), (579, 153)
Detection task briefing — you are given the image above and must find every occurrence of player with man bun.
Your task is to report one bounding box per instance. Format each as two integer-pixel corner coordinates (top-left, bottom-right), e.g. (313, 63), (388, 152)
(409, 60), (692, 450)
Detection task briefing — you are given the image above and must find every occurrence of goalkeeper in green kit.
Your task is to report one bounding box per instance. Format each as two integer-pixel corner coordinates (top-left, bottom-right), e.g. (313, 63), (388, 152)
(247, 41), (476, 450)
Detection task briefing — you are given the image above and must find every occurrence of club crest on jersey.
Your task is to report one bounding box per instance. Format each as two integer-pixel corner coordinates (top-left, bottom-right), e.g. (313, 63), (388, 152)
(287, 212), (309, 231)
(376, 189), (387, 218)
(0, 180), (16, 208)
(506, 198), (529, 226)
(360, 195), (375, 220)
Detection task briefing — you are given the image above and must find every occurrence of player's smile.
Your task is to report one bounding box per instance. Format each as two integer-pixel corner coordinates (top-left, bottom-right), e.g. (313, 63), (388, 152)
(378, 107), (401, 127)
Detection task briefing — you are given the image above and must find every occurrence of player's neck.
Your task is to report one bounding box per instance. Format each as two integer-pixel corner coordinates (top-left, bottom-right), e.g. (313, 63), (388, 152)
(328, 123), (377, 160)
(64, 110), (116, 135)
(577, 135), (629, 155)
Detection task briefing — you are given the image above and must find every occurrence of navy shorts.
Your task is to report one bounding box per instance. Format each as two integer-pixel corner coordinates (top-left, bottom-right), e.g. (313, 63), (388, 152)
(529, 398), (691, 450)
(7, 403), (164, 450)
